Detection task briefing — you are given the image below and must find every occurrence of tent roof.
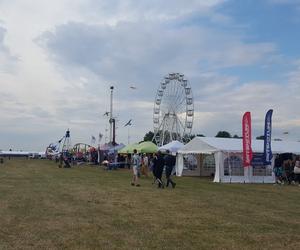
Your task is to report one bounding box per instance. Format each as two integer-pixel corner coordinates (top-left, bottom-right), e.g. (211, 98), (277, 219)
(158, 140), (184, 153)
(109, 143), (125, 153)
(137, 141), (158, 153)
(118, 141), (158, 154)
(118, 143), (139, 154)
(178, 137), (300, 155)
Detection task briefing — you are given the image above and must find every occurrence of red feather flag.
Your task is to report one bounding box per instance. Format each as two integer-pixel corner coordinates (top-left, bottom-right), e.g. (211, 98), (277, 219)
(242, 112), (253, 167)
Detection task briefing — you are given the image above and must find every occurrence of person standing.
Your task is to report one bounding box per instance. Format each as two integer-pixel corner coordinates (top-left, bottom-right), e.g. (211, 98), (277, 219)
(283, 159), (294, 185)
(294, 157), (300, 186)
(164, 150), (176, 188)
(274, 155), (284, 184)
(141, 153), (149, 177)
(152, 151), (165, 188)
(131, 149), (141, 187)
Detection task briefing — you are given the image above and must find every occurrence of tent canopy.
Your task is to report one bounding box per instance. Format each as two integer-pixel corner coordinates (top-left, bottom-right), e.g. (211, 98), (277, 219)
(158, 140), (184, 153)
(136, 141), (158, 153)
(118, 143), (139, 154)
(109, 143), (125, 153)
(176, 136), (300, 183)
(118, 141), (158, 154)
(178, 137), (300, 155)
(100, 143), (125, 152)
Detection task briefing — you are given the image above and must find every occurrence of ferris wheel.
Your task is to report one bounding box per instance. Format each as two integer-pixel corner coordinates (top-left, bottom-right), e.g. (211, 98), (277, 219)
(153, 73), (194, 146)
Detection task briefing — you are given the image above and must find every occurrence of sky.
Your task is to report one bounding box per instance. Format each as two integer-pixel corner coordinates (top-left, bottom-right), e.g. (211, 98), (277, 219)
(1, 0), (300, 151)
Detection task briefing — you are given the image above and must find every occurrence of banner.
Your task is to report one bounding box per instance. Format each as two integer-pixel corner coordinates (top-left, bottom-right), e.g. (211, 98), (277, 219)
(251, 153), (264, 168)
(263, 109), (273, 165)
(91, 135), (96, 144)
(242, 112), (252, 167)
(98, 133), (103, 144)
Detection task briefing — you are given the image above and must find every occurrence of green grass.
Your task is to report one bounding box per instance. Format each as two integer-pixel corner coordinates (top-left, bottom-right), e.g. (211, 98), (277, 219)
(0, 158), (299, 250)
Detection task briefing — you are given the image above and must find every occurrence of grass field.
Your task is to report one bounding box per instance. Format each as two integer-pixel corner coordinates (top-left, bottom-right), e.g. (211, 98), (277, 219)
(0, 158), (299, 250)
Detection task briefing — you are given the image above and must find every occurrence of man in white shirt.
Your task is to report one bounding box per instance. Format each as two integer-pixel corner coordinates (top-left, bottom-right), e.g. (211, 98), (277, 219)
(131, 149), (141, 187)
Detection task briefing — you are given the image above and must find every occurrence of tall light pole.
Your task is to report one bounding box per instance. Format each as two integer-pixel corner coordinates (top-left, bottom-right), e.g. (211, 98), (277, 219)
(109, 86), (114, 144)
(128, 126), (130, 145)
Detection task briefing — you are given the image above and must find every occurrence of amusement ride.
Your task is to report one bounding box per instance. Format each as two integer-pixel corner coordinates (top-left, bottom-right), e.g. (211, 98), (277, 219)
(153, 73), (194, 146)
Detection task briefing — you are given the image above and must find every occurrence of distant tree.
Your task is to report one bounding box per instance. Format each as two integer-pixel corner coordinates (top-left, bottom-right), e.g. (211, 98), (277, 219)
(196, 134), (205, 137)
(256, 135), (265, 140)
(143, 131), (154, 142)
(233, 134), (241, 139)
(189, 134), (196, 140)
(215, 131), (231, 138)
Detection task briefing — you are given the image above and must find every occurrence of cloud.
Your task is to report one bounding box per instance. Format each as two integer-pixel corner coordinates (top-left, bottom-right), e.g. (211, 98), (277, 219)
(34, 16), (280, 143)
(0, 26), (18, 73)
(268, 0), (300, 5)
(1, 0), (300, 150)
(80, 0), (228, 24)
(37, 20), (277, 100)
(193, 67), (300, 139)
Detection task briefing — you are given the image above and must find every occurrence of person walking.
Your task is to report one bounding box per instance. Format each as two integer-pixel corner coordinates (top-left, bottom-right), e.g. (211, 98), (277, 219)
(274, 155), (284, 184)
(164, 150), (176, 188)
(131, 149), (141, 187)
(294, 157), (300, 186)
(152, 151), (165, 188)
(283, 159), (294, 185)
(141, 153), (149, 177)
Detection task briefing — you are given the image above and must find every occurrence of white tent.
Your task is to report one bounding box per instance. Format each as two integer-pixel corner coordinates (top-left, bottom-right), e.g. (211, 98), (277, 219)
(158, 140), (184, 154)
(176, 137), (300, 183)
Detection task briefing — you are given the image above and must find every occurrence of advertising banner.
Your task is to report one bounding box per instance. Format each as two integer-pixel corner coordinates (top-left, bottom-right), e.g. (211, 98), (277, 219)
(242, 112), (252, 167)
(263, 109), (273, 165)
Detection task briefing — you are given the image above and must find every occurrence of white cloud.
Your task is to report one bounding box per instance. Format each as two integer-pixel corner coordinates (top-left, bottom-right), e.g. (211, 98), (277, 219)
(0, 26), (17, 73)
(0, 0), (300, 150)
(268, 0), (300, 5)
(192, 70), (300, 139)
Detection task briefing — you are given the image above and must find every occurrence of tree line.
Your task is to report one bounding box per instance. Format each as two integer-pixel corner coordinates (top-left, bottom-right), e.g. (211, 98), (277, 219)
(143, 131), (266, 144)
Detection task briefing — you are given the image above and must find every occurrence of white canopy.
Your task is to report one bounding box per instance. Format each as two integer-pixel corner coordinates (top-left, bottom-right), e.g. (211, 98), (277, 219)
(178, 137), (300, 155)
(176, 137), (300, 183)
(158, 140), (184, 153)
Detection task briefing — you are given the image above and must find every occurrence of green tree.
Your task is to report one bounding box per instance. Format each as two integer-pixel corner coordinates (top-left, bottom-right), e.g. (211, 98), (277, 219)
(188, 133), (205, 140)
(143, 131), (154, 142)
(215, 131), (231, 138)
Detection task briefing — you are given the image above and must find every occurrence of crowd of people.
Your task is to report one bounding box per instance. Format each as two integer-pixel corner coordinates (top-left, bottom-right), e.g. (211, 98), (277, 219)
(273, 154), (300, 185)
(130, 149), (177, 189)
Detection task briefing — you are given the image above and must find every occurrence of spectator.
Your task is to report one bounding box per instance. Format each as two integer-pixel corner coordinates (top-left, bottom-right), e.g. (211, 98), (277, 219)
(294, 157), (300, 186)
(274, 155), (284, 184)
(141, 153), (149, 177)
(164, 150), (176, 188)
(131, 149), (141, 187)
(152, 151), (165, 188)
(283, 159), (294, 185)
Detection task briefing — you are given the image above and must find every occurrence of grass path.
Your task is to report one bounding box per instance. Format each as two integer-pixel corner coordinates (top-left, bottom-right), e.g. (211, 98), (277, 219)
(0, 159), (299, 249)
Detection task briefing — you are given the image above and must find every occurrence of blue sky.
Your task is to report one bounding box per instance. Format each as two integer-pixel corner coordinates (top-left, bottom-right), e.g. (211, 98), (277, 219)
(0, 0), (300, 150)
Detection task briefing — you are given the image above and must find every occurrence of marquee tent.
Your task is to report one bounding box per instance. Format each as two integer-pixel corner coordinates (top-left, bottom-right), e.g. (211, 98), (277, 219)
(158, 140), (184, 154)
(176, 137), (300, 183)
